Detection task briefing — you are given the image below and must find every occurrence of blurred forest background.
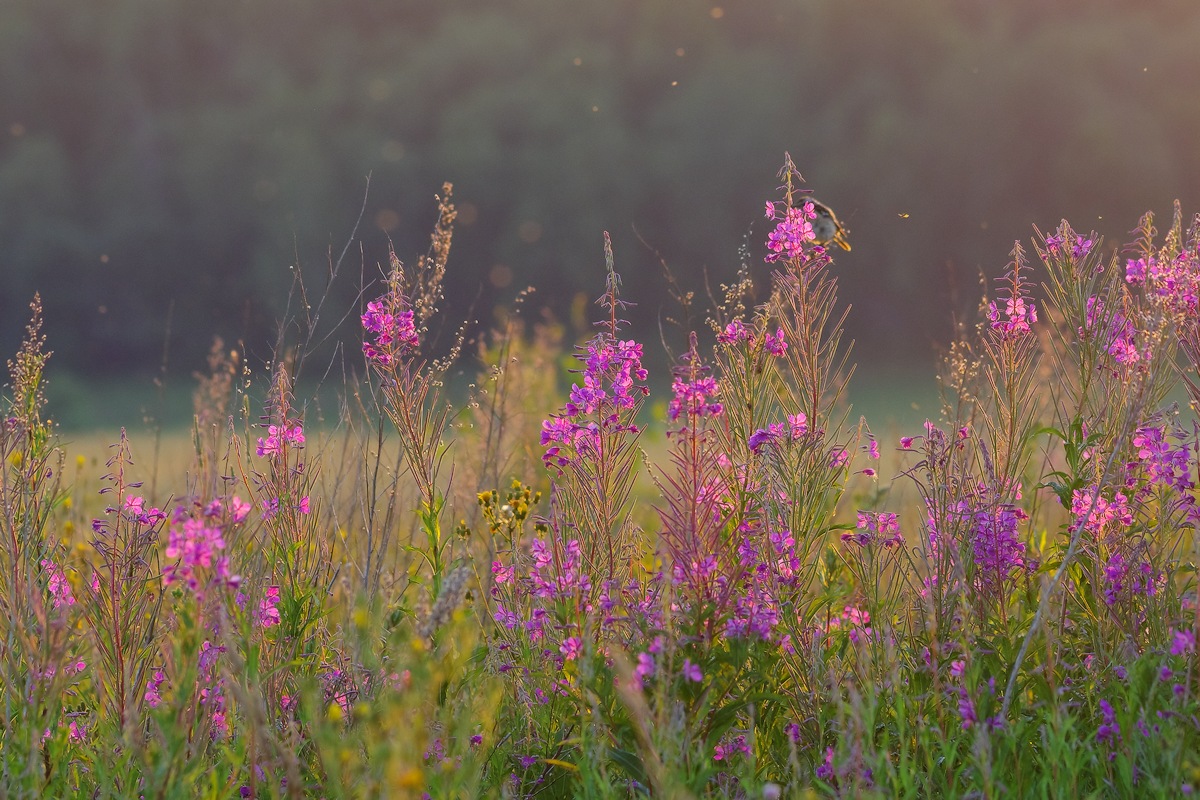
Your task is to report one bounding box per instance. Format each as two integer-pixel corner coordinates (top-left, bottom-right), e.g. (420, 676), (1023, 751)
(2, 0), (1199, 409)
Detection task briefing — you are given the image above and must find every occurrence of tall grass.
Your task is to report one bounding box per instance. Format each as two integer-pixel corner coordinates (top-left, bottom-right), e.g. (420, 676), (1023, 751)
(2, 160), (1199, 798)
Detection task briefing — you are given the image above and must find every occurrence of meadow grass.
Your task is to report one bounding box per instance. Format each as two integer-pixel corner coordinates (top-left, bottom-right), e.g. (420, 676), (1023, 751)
(3, 164), (1200, 799)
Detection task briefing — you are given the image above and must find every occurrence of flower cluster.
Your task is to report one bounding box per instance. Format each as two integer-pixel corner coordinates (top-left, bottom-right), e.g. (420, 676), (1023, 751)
(362, 294), (420, 367)
(844, 511), (903, 549)
(1096, 698), (1121, 754)
(1070, 486), (1133, 538)
(1126, 249), (1200, 316)
(144, 670), (166, 708)
(987, 290), (1037, 339)
(665, 341), (722, 427)
(256, 422), (305, 458)
(1129, 424), (1195, 501)
(162, 508), (232, 600)
(1083, 296), (1143, 370)
(257, 586), (281, 629)
(540, 336), (648, 471)
(713, 734), (751, 762)
(1101, 550), (1159, 607)
(1043, 227), (1094, 260)
(765, 201), (816, 262)
(822, 605), (874, 646)
(960, 499), (1028, 595)
(748, 413), (809, 454)
(41, 558), (75, 609)
(987, 243), (1038, 339)
(122, 495), (166, 526)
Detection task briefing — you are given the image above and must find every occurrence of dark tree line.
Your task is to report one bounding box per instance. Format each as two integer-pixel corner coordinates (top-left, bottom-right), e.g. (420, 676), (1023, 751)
(2, 0), (1198, 376)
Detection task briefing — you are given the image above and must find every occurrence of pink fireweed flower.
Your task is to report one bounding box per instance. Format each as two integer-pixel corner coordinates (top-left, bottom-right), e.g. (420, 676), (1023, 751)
(748, 423), (785, 454)
(256, 422), (305, 458)
(632, 652), (656, 689)
(298, 495), (311, 515)
(123, 495), (166, 526)
(764, 200), (776, 219)
(957, 687), (978, 729)
(162, 513), (229, 597)
(1070, 486), (1133, 537)
(1171, 629), (1195, 657)
(986, 242), (1037, 339)
(258, 586), (281, 629)
(493, 603), (520, 630)
(713, 734), (751, 762)
(145, 670), (166, 708)
(230, 495), (251, 523)
(830, 447), (850, 468)
(1130, 424), (1193, 495)
(1096, 699), (1121, 749)
(763, 328), (788, 356)
(987, 295), (1037, 338)
(541, 334), (648, 471)
(41, 559), (75, 609)
(726, 584), (780, 640)
(491, 560), (514, 585)
(717, 318), (751, 344)
(899, 436), (914, 449)
(560, 636), (582, 661)
(788, 412), (808, 439)
(823, 605), (873, 644)
(816, 747), (835, 780)
(667, 373), (722, 422)
(765, 202), (816, 263)
(1083, 296), (1144, 369)
(362, 294), (420, 367)
(1126, 256), (1151, 285)
(845, 511), (903, 548)
(957, 499), (1028, 595)
(682, 659), (703, 682)
(1101, 551), (1159, 607)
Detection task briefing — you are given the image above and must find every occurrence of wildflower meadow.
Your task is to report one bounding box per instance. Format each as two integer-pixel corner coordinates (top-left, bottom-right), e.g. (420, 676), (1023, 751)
(4, 157), (1200, 798)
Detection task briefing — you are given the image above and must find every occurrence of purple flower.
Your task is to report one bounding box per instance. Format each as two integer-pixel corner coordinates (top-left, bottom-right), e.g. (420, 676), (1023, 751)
(846, 511), (902, 548)
(144, 670), (166, 708)
(765, 203), (816, 263)
(257, 586), (281, 629)
(1171, 629), (1195, 657)
(635, 652), (655, 684)
(362, 294), (420, 367)
(717, 319), (750, 344)
(764, 328), (788, 356)
(560, 637), (582, 661)
(816, 747), (834, 781)
(1126, 256), (1150, 285)
(748, 423), (784, 454)
(956, 687), (977, 729)
(681, 659), (702, 683)
(713, 735), (750, 762)
(41, 559), (75, 609)
(1096, 699), (1121, 747)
